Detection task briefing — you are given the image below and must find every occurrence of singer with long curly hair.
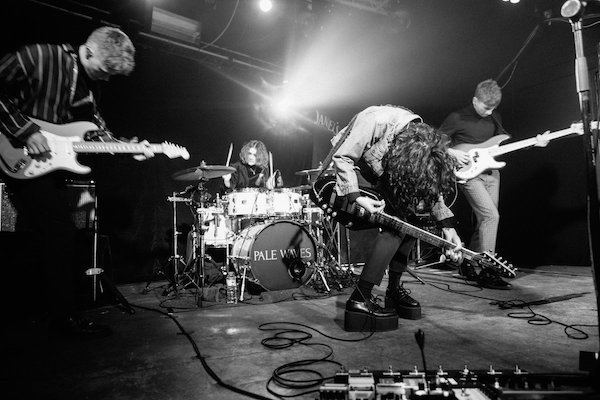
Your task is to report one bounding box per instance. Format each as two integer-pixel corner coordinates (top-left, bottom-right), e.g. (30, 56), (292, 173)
(331, 105), (462, 328)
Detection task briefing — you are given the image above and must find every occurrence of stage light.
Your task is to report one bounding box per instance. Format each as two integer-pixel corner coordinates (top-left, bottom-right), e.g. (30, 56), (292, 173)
(258, 0), (273, 12)
(150, 7), (201, 43)
(510, 0), (520, 4)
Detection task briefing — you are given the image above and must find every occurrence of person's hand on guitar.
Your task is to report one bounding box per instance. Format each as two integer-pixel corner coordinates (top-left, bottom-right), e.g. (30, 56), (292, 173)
(447, 148), (470, 166)
(355, 195), (385, 214)
(441, 227), (463, 263)
(534, 131), (550, 147)
(128, 136), (155, 161)
(26, 131), (51, 155)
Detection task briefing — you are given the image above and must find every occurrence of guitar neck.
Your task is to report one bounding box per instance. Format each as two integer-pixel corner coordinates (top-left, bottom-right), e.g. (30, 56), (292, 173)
(372, 212), (479, 261)
(72, 142), (163, 154)
(490, 127), (578, 157)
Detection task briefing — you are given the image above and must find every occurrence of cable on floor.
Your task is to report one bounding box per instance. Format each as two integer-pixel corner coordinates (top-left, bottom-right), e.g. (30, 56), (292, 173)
(404, 271), (598, 340)
(258, 321), (375, 398)
(131, 303), (274, 400)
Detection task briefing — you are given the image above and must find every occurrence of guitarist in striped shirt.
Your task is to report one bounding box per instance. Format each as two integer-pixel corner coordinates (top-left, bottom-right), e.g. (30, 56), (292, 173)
(0, 26), (153, 338)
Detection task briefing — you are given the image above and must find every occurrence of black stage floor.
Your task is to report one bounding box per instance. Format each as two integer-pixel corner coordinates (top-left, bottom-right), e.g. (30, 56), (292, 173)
(1, 264), (599, 399)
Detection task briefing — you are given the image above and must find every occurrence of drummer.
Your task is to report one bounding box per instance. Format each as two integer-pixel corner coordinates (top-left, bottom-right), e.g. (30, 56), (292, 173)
(223, 140), (283, 190)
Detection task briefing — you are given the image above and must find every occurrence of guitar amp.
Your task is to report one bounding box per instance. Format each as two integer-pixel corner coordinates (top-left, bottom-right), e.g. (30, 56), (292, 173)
(0, 180), (95, 231)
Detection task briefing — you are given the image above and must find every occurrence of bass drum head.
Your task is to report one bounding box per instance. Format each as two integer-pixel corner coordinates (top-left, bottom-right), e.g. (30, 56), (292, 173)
(232, 220), (316, 291)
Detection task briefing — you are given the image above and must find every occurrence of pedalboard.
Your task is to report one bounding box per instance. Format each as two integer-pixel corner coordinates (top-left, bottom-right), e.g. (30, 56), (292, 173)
(319, 365), (592, 399)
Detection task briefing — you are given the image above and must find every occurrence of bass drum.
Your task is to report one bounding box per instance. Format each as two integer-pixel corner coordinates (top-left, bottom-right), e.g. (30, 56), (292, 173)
(231, 220), (316, 291)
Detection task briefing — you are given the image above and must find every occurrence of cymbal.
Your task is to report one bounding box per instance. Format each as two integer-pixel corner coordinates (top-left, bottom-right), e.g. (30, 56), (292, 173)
(295, 167), (335, 176)
(172, 165), (236, 181)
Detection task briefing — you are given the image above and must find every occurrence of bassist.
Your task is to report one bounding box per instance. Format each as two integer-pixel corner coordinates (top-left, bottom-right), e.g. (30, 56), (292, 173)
(439, 79), (513, 289)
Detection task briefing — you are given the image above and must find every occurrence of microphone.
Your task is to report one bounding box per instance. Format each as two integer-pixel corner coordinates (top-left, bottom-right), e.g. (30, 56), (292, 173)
(561, 0), (600, 19)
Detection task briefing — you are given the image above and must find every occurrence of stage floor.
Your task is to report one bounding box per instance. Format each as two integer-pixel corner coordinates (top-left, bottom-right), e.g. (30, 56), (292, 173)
(1, 264), (598, 399)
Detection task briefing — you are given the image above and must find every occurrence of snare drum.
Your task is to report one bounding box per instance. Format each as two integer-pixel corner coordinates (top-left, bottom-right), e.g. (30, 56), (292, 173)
(226, 188), (269, 218)
(268, 189), (303, 217)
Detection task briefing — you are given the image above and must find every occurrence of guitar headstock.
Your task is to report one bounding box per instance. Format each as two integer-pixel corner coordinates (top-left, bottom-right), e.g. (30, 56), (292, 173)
(477, 251), (517, 278)
(161, 142), (190, 160)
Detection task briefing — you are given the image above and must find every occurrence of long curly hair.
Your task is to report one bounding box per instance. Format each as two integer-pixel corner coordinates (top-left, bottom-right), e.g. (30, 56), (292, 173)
(239, 140), (269, 169)
(382, 122), (457, 214)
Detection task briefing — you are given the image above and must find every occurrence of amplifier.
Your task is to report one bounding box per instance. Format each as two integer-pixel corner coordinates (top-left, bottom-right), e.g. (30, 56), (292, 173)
(0, 180), (95, 231)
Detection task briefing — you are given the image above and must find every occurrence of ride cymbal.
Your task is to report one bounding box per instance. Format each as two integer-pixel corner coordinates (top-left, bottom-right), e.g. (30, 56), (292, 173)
(172, 165), (236, 181)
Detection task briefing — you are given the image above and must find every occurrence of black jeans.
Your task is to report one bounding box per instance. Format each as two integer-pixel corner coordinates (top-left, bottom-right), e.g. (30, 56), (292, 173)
(360, 229), (415, 285)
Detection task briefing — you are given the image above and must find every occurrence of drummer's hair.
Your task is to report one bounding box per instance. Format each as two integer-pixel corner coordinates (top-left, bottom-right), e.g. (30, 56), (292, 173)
(240, 140), (269, 169)
(382, 122), (457, 215)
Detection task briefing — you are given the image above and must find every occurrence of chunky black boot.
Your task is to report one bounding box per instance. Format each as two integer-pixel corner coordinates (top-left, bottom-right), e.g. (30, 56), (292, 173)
(458, 262), (478, 281)
(477, 269), (512, 290)
(344, 298), (398, 332)
(385, 284), (421, 320)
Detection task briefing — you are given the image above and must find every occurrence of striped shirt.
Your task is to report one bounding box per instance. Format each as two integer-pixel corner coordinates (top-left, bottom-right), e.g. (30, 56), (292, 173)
(0, 43), (105, 143)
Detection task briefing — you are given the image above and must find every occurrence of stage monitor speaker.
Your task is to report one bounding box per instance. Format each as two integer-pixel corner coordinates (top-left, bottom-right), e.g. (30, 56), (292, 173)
(0, 180), (95, 231)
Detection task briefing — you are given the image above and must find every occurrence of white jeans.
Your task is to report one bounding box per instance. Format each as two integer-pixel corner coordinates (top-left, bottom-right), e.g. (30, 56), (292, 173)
(459, 170), (500, 252)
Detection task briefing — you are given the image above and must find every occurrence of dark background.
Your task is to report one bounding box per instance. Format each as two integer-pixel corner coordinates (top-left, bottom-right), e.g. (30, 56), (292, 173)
(2, 0), (599, 282)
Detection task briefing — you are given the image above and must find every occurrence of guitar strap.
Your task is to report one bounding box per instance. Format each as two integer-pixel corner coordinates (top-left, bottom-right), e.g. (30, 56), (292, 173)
(490, 113), (509, 136)
(314, 113), (359, 181)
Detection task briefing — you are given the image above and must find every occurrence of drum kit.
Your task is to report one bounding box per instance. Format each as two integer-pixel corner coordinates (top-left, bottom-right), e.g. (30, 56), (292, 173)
(164, 162), (346, 304)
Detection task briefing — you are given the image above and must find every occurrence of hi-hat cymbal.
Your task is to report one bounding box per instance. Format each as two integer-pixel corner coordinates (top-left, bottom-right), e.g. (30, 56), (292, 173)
(172, 165), (236, 181)
(295, 167), (335, 176)
(289, 184), (312, 191)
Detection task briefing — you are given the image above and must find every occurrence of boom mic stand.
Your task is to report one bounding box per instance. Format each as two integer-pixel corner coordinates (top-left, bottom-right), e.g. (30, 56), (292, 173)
(561, 0), (600, 376)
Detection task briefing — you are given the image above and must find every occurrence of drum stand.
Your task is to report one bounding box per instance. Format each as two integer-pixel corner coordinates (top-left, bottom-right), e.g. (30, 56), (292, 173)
(309, 214), (348, 292)
(183, 181), (213, 307)
(144, 192), (188, 296)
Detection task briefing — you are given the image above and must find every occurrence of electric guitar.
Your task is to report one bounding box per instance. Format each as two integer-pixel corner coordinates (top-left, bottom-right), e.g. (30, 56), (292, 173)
(0, 118), (190, 179)
(453, 122), (593, 181)
(310, 177), (516, 278)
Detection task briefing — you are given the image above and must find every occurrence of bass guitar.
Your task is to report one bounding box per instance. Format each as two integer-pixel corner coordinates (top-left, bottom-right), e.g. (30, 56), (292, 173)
(310, 177), (516, 278)
(453, 122), (592, 181)
(0, 118), (190, 179)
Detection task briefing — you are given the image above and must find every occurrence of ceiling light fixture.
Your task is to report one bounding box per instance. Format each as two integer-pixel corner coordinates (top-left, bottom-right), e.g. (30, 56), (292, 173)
(258, 0), (273, 13)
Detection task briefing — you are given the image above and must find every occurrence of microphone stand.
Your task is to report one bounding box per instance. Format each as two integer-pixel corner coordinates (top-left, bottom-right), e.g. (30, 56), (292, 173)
(562, 0), (600, 375)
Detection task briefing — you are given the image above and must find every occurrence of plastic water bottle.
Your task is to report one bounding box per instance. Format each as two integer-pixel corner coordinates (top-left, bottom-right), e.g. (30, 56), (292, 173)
(226, 272), (238, 304)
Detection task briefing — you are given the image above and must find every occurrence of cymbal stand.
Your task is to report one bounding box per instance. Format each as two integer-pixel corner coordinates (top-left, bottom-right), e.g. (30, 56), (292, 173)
(152, 192), (188, 296)
(186, 179), (211, 307)
(310, 213), (348, 292)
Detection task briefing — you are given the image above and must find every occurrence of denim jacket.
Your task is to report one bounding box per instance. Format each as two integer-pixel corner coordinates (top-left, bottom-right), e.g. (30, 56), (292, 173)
(331, 105), (454, 222)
